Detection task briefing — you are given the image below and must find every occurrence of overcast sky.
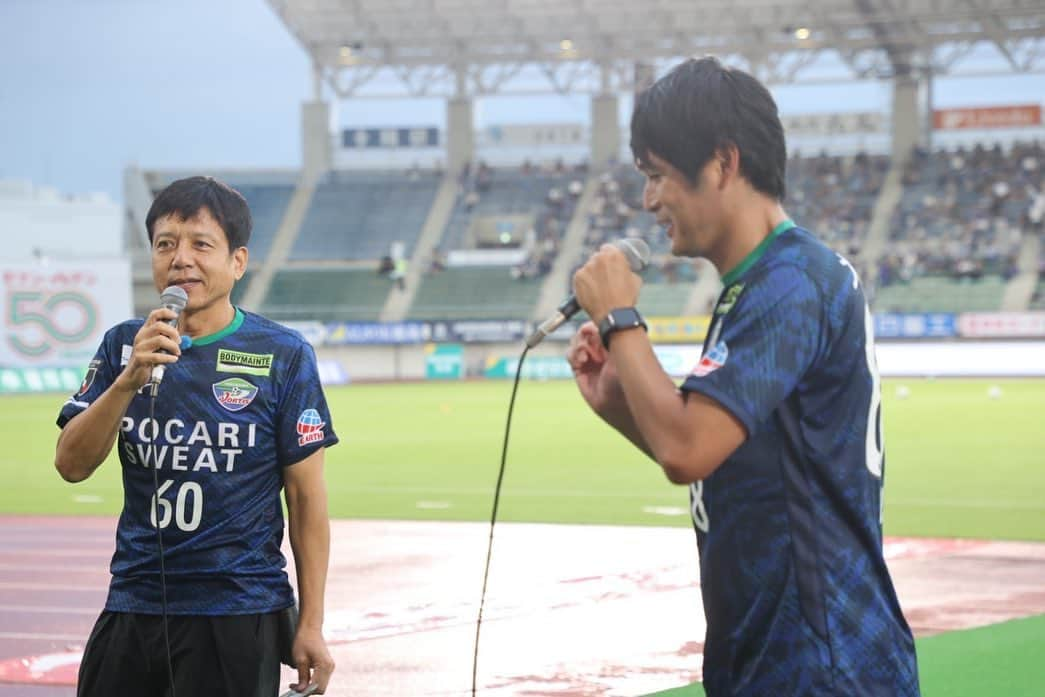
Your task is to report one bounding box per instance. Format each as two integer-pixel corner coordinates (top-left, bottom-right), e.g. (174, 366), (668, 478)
(2, 0), (1042, 201)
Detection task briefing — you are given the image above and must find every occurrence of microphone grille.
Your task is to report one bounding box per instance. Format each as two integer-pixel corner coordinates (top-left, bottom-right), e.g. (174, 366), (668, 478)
(615, 237), (652, 272)
(160, 285), (189, 312)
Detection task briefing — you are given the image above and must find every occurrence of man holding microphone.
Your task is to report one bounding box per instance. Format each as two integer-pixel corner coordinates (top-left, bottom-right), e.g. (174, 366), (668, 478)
(568, 57), (919, 696)
(56, 176), (337, 696)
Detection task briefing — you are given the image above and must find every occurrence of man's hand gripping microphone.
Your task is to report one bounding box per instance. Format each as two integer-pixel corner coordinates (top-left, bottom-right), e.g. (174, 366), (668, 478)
(525, 238), (651, 348)
(148, 285), (188, 396)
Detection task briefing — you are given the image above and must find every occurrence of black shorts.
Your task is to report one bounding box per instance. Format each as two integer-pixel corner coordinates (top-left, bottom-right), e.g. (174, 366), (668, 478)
(76, 610), (281, 697)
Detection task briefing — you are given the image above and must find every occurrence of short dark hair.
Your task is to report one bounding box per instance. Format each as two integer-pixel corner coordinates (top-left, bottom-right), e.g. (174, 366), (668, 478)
(630, 57), (787, 200)
(146, 176), (252, 250)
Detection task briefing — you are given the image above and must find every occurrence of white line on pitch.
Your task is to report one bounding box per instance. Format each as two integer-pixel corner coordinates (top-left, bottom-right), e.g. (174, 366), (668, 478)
(329, 484), (677, 498)
(415, 501), (452, 509)
(322, 485), (1045, 510)
(889, 499), (1045, 511)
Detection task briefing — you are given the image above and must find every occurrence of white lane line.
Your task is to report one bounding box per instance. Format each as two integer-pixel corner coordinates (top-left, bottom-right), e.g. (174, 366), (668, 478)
(0, 632), (84, 641)
(0, 582), (104, 591)
(0, 604), (98, 615)
(0, 550), (108, 558)
(0, 563), (108, 573)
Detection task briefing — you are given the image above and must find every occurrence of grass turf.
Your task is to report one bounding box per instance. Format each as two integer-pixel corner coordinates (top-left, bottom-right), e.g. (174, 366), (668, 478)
(644, 613), (1045, 697)
(7, 378), (1045, 541)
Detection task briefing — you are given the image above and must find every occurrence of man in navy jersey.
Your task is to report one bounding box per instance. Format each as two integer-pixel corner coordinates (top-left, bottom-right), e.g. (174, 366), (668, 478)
(56, 177), (337, 696)
(567, 58), (920, 695)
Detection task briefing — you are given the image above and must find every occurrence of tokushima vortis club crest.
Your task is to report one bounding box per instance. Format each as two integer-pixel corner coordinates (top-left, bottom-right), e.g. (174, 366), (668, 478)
(296, 408), (326, 446)
(692, 340), (729, 377)
(211, 377), (259, 412)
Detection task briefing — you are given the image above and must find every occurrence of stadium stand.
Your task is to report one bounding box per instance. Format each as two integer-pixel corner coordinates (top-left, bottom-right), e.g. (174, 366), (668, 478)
(234, 181), (295, 263)
(786, 150), (888, 260)
(875, 141), (1042, 311)
(1031, 243), (1045, 309)
(873, 274), (1009, 312)
(403, 163), (584, 319)
(142, 142), (1042, 322)
(292, 170), (440, 261)
(569, 153), (888, 317)
(408, 265), (541, 319)
(580, 165), (662, 256)
(636, 265), (701, 316)
(260, 267), (391, 321)
(441, 162), (580, 253)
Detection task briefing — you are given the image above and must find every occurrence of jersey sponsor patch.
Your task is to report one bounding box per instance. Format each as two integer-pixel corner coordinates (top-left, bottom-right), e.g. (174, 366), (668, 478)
(216, 348), (273, 377)
(691, 340), (728, 377)
(714, 283), (745, 316)
(211, 377), (259, 412)
(120, 344), (133, 366)
(296, 408), (326, 446)
(77, 360), (101, 396)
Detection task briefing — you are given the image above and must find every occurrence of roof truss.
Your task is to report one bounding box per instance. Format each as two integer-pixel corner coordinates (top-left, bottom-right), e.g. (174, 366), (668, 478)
(267, 0), (1045, 97)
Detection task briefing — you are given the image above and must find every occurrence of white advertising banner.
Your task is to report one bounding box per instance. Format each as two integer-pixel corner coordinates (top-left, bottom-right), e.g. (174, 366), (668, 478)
(958, 312), (1045, 338)
(782, 111), (886, 136)
(446, 248), (528, 267)
(1, 259), (132, 369)
(875, 341), (1045, 377)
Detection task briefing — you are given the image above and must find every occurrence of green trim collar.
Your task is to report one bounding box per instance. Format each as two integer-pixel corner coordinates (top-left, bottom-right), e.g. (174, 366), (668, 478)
(192, 307), (244, 346)
(721, 219), (795, 286)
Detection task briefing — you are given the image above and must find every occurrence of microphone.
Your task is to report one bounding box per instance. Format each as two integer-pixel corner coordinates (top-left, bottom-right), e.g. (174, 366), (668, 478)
(525, 238), (651, 348)
(149, 285), (189, 390)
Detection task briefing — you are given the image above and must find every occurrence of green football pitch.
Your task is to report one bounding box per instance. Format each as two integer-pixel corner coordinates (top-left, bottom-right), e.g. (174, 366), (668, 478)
(3, 377), (1044, 696)
(6, 377), (1045, 542)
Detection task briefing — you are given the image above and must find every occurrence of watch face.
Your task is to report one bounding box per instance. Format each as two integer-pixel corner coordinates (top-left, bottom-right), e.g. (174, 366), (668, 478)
(600, 308), (645, 348)
(611, 308), (641, 325)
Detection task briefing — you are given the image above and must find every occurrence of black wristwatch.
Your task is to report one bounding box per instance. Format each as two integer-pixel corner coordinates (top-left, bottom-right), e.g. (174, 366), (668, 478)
(598, 307), (647, 349)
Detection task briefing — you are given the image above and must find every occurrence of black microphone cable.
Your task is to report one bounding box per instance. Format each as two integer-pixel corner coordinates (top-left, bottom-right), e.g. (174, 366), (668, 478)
(471, 344), (530, 696)
(147, 387), (177, 697)
(141, 286), (186, 696)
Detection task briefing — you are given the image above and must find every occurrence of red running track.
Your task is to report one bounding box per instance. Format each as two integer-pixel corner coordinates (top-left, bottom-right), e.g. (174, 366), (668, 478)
(2, 516), (1045, 696)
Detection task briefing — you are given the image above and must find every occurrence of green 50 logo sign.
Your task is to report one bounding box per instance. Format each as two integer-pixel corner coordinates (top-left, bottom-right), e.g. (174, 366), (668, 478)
(6, 291), (98, 358)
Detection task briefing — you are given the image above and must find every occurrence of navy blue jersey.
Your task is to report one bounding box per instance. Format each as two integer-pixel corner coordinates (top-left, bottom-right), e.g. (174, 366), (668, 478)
(680, 223), (918, 696)
(57, 308), (338, 615)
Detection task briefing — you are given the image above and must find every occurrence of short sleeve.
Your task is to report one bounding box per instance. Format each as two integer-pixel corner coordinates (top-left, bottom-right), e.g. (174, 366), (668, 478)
(56, 331), (120, 429)
(275, 341), (339, 466)
(681, 265), (822, 436)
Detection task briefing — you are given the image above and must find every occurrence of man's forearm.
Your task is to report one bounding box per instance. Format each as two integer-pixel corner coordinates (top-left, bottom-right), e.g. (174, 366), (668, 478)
(55, 381), (136, 482)
(597, 399), (657, 460)
(288, 491), (330, 631)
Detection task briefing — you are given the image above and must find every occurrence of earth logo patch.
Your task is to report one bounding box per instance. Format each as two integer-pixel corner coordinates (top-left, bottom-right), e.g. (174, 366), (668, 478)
(211, 377), (259, 412)
(296, 408), (326, 446)
(692, 340), (729, 377)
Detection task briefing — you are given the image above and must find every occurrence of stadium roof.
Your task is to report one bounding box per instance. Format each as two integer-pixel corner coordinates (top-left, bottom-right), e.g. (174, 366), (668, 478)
(267, 0), (1045, 97)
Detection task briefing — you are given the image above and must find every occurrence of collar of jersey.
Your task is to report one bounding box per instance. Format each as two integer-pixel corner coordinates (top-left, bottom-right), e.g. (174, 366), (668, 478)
(720, 218), (795, 286)
(191, 307), (244, 347)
